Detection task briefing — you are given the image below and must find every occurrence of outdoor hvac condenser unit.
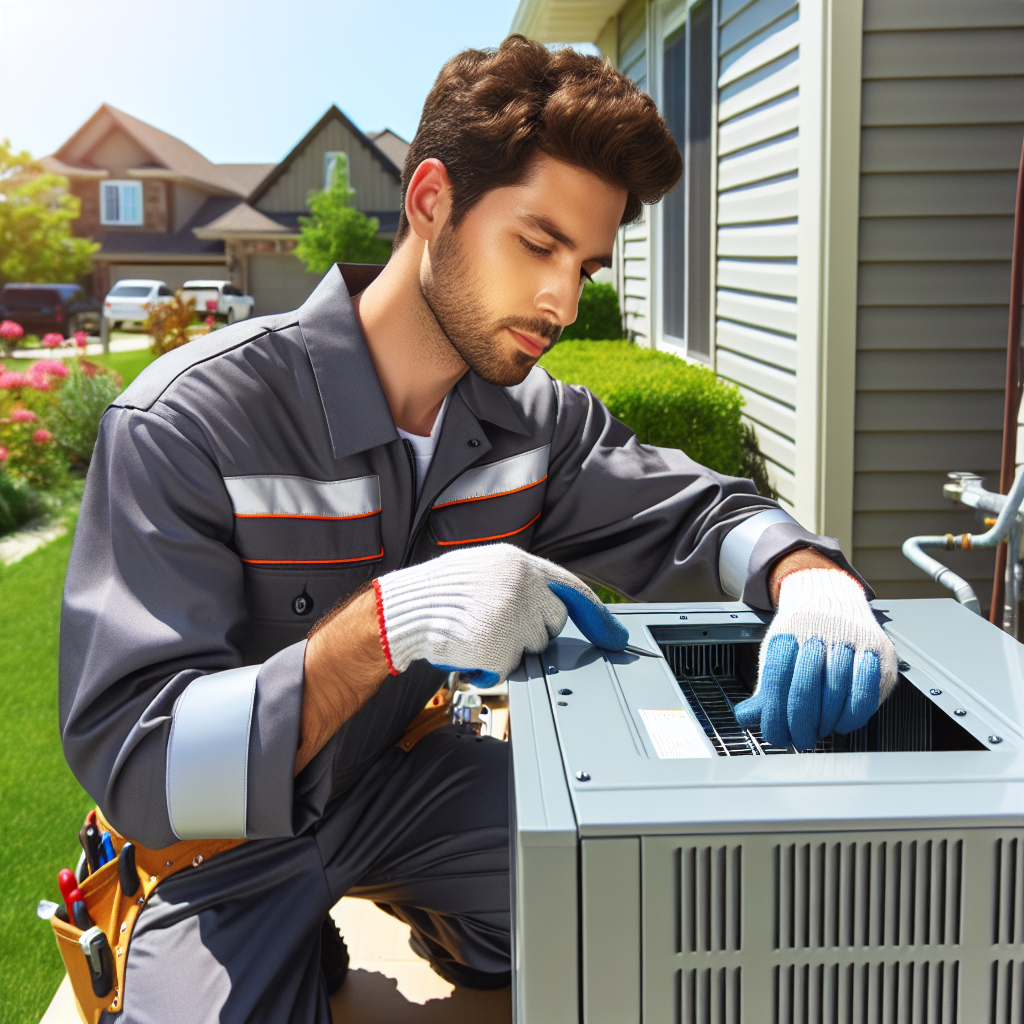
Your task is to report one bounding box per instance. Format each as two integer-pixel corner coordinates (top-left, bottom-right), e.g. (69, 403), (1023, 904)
(508, 599), (1024, 1024)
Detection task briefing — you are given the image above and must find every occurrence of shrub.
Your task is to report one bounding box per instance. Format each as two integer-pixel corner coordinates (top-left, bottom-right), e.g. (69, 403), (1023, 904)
(560, 281), (623, 341)
(540, 341), (745, 476)
(0, 408), (67, 490)
(0, 465), (44, 535)
(145, 292), (200, 355)
(0, 319), (24, 356)
(48, 360), (122, 467)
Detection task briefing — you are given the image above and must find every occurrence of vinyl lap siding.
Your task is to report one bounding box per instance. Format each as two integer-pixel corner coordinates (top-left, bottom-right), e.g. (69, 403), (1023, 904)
(617, 0), (651, 343)
(853, 0), (1024, 606)
(713, 0), (800, 508)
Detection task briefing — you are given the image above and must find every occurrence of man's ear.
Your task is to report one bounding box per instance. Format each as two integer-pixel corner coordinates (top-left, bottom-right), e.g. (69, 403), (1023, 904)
(405, 159), (452, 243)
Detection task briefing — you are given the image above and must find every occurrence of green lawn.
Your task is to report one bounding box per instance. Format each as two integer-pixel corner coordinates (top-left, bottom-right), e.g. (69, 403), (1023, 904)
(0, 348), (154, 1023)
(0, 526), (90, 1024)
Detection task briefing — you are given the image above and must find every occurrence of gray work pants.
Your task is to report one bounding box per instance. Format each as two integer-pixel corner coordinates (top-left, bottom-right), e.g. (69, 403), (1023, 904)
(110, 727), (510, 1023)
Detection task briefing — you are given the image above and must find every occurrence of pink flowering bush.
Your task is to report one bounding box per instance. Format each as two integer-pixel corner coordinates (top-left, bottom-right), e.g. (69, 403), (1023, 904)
(10, 408), (37, 422)
(0, 368), (29, 391)
(0, 320), (24, 354)
(25, 358), (69, 392)
(74, 331), (89, 350)
(33, 428), (52, 443)
(0, 446), (7, 462)
(42, 332), (65, 349)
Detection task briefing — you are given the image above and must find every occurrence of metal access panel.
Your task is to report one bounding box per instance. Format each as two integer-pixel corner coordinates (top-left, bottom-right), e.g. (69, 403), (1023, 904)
(508, 598), (1024, 1024)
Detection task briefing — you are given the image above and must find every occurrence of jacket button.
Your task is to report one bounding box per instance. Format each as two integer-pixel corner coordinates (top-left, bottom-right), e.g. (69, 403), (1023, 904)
(292, 591), (314, 616)
(468, 438), (480, 447)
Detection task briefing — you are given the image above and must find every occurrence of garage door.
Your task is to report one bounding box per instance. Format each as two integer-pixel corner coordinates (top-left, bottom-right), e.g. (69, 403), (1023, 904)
(248, 255), (325, 316)
(107, 264), (230, 293)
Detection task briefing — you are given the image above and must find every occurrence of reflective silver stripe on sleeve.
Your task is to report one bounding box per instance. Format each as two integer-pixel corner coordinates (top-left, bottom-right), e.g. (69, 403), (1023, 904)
(433, 445), (550, 507)
(166, 666), (258, 840)
(718, 508), (799, 598)
(223, 474), (380, 519)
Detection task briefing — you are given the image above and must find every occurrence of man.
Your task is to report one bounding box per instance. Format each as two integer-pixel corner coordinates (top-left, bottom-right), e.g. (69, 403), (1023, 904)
(60, 36), (896, 1022)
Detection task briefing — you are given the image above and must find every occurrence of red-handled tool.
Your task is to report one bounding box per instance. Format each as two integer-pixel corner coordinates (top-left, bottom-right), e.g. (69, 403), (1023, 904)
(58, 869), (77, 920)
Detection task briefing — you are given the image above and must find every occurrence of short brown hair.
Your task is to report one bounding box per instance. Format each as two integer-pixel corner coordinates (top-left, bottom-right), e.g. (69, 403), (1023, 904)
(394, 35), (682, 246)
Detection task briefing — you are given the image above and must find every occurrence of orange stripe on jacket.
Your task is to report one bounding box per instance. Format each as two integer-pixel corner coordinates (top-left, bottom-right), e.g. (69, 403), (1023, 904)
(435, 512), (542, 547)
(241, 547), (384, 565)
(432, 476), (547, 509)
(233, 509), (380, 521)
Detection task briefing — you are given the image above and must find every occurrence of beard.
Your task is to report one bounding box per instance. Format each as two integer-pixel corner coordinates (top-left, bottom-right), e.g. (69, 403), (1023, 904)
(420, 222), (561, 387)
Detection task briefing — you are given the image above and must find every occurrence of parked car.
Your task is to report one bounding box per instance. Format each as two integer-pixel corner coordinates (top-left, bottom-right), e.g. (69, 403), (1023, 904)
(0, 283), (102, 336)
(180, 280), (255, 324)
(103, 280), (173, 329)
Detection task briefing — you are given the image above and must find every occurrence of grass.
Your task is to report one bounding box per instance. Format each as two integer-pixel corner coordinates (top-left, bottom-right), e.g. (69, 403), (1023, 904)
(0, 524), (91, 1024)
(0, 349), (154, 1023)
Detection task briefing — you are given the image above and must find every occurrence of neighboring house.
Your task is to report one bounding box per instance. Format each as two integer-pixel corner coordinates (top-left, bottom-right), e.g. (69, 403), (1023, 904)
(43, 104), (408, 315)
(512, 0), (1024, 608)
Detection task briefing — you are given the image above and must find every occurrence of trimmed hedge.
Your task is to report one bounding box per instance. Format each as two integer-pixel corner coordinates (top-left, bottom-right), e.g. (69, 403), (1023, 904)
(560, 281), (623, 341)
(540, 340), (745, 477)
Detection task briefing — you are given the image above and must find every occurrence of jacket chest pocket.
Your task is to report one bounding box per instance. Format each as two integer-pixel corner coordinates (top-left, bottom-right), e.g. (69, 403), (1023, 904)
(224, 473), (383, 566)
(428, 445), (548, 547)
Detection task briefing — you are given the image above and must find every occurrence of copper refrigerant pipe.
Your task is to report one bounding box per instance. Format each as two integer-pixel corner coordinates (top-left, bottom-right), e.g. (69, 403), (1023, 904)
(990, 136), (1024, 625)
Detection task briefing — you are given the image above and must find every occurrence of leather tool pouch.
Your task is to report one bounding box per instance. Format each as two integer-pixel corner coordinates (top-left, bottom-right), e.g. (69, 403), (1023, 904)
(55, 690), (451, 1022)
(51, 810), (244, 1023)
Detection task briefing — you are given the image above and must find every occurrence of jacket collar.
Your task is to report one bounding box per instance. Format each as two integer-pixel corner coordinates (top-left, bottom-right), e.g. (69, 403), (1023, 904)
(298, 263), (530, 460)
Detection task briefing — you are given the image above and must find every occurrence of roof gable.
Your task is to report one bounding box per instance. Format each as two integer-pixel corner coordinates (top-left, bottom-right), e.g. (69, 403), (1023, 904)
(249, 106), (402, 214)
(50, 104), (244, 195)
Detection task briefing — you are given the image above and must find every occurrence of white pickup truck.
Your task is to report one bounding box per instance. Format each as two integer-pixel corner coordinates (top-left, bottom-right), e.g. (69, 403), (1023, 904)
(180, 280), (255, 324)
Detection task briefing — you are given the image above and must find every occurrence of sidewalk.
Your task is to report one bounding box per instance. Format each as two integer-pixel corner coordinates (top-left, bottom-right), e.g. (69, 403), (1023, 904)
(6, 333), (152, 359)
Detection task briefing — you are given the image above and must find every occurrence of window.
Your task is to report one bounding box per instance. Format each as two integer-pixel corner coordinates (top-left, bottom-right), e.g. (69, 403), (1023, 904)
(108, 285), (152, 298)
(157, 286), (173, 296)
(324, 151), (348, 190)
(661, 0), (713, 359)
(223, 285), (241, 296)
(100, 181), (143, 225)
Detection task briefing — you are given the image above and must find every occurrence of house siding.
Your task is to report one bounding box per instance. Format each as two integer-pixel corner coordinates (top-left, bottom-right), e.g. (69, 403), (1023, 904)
(617, 0), (652, 344)
(852, 0), (1024, 605)
(712, 0), (800, 508)
(255, 118), (401, 216)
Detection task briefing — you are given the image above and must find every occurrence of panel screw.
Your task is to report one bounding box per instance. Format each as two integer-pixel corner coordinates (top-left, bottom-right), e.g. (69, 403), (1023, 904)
(292, 590), (314, 616)
(558, 688), (573, 695)
(730, 614), (738, 619)
(192, 854), (205, 867)
(930, 689), (942, 696)
(898, 660), (911, 672)
(557, 701), (568, 706)
(120, 922), (127, 933)
(954, 708), (967, 716)
(679, 615), (687, 620)
(468, 438), (480, 447)
(547, 665), (558, 674)
(575, 771), (591, 782)
(989, 735), (1003, 744)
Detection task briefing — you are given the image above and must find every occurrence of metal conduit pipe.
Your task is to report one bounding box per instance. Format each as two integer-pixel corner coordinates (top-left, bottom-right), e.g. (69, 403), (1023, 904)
(904, 466), (1024, 615)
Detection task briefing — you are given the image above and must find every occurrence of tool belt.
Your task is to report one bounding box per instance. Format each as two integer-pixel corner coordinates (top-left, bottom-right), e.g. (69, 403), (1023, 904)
(53, 687), (453, 1022)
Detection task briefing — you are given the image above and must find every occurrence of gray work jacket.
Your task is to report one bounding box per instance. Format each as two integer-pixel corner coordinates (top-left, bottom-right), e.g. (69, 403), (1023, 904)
(59, 264), (863, 849)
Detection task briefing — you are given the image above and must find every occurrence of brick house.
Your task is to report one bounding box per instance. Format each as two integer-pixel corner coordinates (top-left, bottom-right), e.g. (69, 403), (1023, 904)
(42, 104), (407, 315)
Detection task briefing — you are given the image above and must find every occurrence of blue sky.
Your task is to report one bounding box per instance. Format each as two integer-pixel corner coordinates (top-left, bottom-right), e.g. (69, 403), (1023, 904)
(0, 0), (530, 164)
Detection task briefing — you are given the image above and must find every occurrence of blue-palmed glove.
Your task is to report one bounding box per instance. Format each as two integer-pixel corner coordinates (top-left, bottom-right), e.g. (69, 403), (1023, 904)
(373, 543), (628, 687)
(734, 568), (899, 750)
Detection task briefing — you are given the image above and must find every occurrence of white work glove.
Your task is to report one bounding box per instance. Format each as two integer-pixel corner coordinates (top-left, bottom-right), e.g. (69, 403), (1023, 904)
(734, 568), (898, 750)
(372, 543), (629, 686)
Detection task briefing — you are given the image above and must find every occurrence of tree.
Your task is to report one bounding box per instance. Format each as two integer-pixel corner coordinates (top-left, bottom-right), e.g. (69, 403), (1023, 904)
(294, 155), (391, 273)
(0, 140), (98, 285)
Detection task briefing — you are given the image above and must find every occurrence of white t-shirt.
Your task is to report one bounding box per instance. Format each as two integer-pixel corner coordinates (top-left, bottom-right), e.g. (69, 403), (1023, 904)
(396, 392), (451, 498)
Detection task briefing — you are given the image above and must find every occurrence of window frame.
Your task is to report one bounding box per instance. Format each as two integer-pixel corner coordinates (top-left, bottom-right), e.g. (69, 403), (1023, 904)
(323, 151), (348, 190)
(651, 0), (718, 364)
(100, 180), (144, 226)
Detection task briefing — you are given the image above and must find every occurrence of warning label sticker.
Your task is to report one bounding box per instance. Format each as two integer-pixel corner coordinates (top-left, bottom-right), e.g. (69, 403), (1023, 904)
(638, 708), (714, 759)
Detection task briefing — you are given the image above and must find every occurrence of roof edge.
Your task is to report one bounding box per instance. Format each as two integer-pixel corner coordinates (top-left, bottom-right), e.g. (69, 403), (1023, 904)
(247, 105), (402, 206)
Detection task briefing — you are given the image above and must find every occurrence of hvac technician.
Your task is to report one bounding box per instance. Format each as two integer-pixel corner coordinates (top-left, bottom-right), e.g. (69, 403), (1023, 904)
(59, 35), (897, 1023)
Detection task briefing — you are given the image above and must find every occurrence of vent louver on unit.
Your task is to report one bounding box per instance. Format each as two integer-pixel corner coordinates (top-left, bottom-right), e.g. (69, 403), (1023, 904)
(682, 966), (742, 1024)
(774, 840), (963, 949)
(774, 960), (960, 1024)
(990, 960), (1024, 1024)
(995, 838), (1024, 945)
(682, 845), (743, 952)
